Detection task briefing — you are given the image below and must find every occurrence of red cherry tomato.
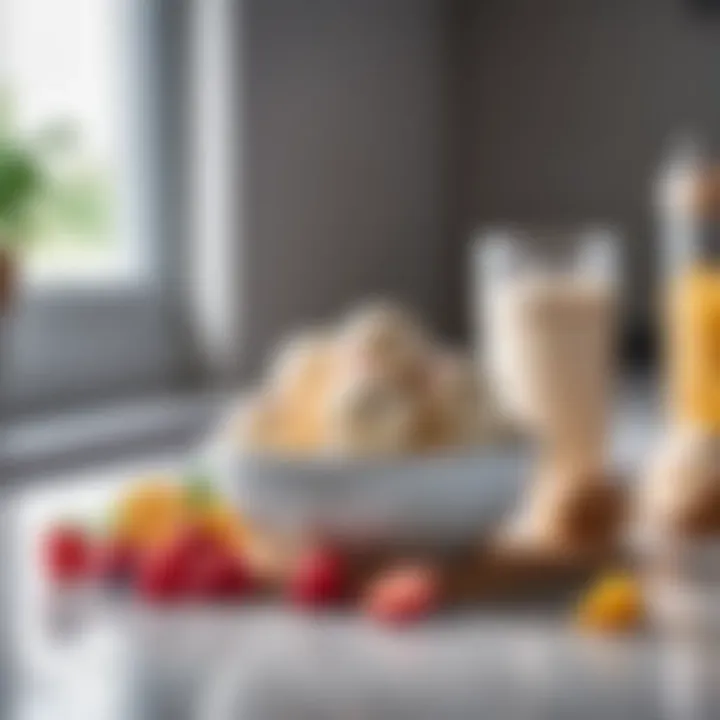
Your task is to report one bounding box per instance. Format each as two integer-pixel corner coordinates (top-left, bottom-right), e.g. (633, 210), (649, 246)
(137, 524), (252, 604)
(137, 542), (189, 603)
(43, 525), (92, 584)
(186, 550), (252, 601)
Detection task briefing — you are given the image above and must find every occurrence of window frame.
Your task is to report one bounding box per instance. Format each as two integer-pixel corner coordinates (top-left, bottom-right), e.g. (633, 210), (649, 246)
(0, 0), (198, 415)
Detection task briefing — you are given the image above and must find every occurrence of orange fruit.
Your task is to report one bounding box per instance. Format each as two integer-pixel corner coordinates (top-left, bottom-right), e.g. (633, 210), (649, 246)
(576, 572), (644, 634)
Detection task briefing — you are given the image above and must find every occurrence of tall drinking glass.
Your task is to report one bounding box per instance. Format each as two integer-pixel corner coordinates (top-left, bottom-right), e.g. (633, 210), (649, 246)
(474, 226), (619, 479)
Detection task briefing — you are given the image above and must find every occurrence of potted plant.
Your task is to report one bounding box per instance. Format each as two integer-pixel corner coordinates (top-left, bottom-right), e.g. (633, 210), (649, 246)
(0, 87), (109, 313)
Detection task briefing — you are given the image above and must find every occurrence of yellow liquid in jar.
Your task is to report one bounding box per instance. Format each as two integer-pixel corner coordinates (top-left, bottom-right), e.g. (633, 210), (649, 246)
(669, 268), (720, 429)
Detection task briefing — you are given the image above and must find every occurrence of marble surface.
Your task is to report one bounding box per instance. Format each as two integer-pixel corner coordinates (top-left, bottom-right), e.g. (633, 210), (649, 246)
(11, 584), (720, 720)
(7, 386), (720, 720)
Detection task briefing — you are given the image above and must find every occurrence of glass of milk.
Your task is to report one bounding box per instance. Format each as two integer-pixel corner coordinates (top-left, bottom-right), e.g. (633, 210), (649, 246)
(473, 226), (619, 476)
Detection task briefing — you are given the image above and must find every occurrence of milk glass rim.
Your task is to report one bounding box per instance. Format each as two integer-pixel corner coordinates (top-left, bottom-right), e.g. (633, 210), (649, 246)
(472, 223), (620, 283)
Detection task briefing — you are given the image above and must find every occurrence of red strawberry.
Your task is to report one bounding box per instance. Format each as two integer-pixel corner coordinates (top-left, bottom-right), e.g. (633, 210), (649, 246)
(137, 542), (189, 603)
(43, 524), (93, 584)
(172, 524), (217, 564)
(288, 546), (346, 608)
(186, 550), (251, 601)
(93, 538), (138, 586)
(218, 554), (252, 598)
(364, 564), (440, 626)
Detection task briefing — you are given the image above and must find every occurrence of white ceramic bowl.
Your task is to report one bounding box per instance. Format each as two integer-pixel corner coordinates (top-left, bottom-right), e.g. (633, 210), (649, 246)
(210, 443), (527, 544)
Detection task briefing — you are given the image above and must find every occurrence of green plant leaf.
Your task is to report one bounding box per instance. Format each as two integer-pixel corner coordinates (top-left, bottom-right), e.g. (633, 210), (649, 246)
(183, 470), (216, 509)
(0, 87), (111, 250)
(0, 143), (45, 241)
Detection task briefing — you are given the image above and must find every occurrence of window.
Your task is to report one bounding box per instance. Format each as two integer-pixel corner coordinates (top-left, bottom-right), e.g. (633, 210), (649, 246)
(0, 0), (144, 286)
(0, 0), (188, 411)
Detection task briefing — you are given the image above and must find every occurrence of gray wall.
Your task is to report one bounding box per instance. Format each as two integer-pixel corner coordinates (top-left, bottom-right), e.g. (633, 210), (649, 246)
(239, 0), (456, 377)
(458, 0), (720, 332)
(240, 0), (720, 365)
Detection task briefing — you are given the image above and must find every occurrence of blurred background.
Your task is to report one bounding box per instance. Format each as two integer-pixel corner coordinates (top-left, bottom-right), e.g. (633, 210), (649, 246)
(1, 0), (719, 468)
(4, 2), (720, 718)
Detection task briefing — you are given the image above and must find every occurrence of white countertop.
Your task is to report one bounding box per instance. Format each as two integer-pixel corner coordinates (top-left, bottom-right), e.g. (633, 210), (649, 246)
(7, 387), (720, 720)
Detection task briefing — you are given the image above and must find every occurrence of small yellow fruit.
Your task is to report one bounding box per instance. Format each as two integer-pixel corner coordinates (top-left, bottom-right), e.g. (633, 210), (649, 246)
(576, 572), (644, 634)
(113, 477), (186, 550)
(195, 501), (247, 551)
